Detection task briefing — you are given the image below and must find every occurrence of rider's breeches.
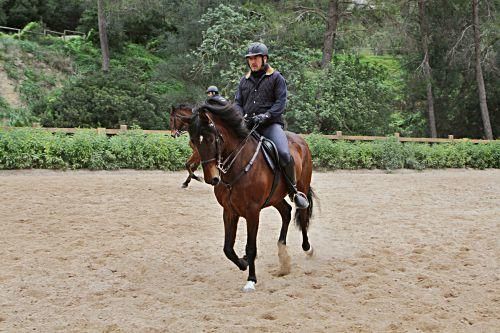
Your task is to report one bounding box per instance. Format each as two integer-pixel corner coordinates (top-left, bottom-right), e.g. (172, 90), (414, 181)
(257, 123), (291, 166)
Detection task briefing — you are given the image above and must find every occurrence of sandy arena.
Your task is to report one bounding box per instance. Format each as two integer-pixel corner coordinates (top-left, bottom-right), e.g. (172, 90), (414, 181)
(0, 169), (499, 332)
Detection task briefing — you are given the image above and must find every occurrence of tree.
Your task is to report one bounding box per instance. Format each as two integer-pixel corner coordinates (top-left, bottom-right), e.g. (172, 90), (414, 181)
(191, 4), (265, 94)
(97, 0), (110, 72)
(294, 0), (387, 68)
(418, 0), (437, 137)
(0, 0), (7, 25)
(472, 0), (493, 139)
(294, 0), (342, 68)
(321, 0), (340, 68)
(287, 56), (398, 135)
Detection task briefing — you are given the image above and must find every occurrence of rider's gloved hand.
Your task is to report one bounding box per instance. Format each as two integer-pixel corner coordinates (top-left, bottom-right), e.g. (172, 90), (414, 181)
(251, 112), (271, 125)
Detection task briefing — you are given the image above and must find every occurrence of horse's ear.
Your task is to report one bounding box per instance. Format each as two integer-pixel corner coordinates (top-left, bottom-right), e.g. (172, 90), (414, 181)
(170, 105), (176, 113)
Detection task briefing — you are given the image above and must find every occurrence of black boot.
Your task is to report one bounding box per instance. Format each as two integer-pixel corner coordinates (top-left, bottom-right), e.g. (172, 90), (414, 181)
(282, 157), (309, 209)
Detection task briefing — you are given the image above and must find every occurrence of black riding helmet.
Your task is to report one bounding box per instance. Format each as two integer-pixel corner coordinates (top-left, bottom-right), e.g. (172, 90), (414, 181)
(245, 42), (268, 58)
(206, 85), (219, 94)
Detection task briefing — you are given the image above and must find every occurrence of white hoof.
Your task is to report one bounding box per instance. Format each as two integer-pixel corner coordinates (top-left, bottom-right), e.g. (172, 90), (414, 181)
(242, 281), (256, 292)
(305, 246), (314, 258)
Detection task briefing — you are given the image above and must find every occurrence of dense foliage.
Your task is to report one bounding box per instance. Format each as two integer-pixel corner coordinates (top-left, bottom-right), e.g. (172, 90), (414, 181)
(1, 128), (498, 170)
(0, 0), (498, 139)
(287, 56), (399, 134)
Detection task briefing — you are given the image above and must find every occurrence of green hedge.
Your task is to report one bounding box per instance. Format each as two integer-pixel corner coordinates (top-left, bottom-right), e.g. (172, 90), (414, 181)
(305, 134), (499, 170)
(0, 128), (192, 170)
(0, 129), (498, 170)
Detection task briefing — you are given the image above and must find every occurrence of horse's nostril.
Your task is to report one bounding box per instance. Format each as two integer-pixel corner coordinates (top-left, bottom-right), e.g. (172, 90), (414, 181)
(211, 177), (220, 185)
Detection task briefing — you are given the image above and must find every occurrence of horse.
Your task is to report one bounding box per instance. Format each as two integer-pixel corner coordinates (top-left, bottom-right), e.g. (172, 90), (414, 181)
(188, 101), (316, 292)
(169, 104), (202, 188)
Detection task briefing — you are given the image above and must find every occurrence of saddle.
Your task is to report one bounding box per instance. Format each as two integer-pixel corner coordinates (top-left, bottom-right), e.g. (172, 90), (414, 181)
(251, 132), (279, 172)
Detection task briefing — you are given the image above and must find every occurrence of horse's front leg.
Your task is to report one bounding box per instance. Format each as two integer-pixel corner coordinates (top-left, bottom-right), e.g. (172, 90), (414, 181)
(190, 149), (202, 182)
(182, 153), (202, 188)
(243, 209), (261, 292)
(182, 160), (193, 188)
(222, 209), (247, 271)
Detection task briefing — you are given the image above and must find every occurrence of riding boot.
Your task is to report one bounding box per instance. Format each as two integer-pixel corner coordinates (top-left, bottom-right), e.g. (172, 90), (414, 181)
(282, 157), (309, 209)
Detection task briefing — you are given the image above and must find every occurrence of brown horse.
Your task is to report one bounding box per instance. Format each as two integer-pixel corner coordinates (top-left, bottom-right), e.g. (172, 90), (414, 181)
(169, 104), (202, 188)
(188, 101), (316, 292)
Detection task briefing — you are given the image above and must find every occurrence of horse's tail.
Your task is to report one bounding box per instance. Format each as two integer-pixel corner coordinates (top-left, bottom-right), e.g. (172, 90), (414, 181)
(294, 187), (317, 232)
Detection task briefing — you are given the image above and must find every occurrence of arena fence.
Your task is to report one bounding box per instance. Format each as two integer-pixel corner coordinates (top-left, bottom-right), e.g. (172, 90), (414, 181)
(0, 25), (85, 40)
(0, 123), (496, 144)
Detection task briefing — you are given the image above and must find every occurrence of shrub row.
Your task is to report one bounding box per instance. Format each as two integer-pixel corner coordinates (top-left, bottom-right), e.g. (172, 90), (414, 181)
(305, 134), (500, 170)
(0, 128), (192, 170)
(0, 129), (498, 170)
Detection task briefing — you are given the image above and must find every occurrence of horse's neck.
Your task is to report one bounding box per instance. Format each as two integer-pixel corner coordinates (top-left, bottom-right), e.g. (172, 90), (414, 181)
(175, 109), (192, 130)
(222, 131), (259, 169)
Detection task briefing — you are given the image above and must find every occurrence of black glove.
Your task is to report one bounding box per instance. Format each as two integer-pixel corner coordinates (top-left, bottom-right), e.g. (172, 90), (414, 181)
(251, 112), (271, 125)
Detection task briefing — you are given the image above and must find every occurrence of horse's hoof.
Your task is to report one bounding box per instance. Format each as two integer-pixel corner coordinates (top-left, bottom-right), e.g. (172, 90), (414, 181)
(305, 245), (314, 258)
(242, 281), (256, 292)
(181, 183), (188, 188)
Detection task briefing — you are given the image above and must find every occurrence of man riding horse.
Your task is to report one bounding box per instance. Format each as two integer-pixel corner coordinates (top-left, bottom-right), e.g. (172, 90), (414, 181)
(234, 42), (309, 209)
(206, 85), (227, 104)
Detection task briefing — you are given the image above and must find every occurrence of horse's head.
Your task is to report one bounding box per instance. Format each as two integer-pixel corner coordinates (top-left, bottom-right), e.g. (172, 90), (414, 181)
(170, 104), (193, 138)
(188, 102), (249, 186)
(189, 109), (223, 185)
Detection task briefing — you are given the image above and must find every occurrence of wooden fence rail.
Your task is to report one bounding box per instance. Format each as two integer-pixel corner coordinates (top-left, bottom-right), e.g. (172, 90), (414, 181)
(0, 25), (85, 40)
(0, 123), (496, 144)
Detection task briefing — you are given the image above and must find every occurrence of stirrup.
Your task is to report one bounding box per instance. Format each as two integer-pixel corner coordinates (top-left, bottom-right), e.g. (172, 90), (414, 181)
(292, 191), (309, 209)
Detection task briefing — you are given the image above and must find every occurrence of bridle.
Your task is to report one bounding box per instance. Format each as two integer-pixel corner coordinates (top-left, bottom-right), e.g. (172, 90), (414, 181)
(199, 114), (225, 170)
(170, 111), (193, 138)
(199, 113), (258, 177)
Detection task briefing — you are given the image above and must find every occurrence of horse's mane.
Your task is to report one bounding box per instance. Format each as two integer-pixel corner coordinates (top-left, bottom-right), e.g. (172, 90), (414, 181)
(189, 100), (249, 140)
(171, 103), (194, 114)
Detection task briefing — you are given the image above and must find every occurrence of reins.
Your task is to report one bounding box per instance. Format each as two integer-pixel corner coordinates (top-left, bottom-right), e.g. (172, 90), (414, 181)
(217, 123), (258, 174)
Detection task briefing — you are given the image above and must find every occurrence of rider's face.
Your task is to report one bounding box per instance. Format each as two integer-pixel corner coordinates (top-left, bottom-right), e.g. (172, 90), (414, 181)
(247, 55), (266, 72)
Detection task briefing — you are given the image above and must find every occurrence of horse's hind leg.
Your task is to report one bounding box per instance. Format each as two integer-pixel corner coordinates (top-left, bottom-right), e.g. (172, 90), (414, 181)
(295, 188), (315, 256)
(275, 199), (292, 245)
(274, 199), (292, 276)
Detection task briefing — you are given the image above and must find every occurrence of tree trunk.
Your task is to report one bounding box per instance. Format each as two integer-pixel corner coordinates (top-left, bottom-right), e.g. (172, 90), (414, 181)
(472, 0), (493, 139)
(97, 0), (110, 72)
(321, 0), (339, 69)
(418, 0), (437, 138)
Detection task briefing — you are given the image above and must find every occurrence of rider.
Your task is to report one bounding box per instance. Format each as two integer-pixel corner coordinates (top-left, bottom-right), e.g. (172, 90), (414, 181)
(206, 85), (227, 105)
(234, 42), (309, 209)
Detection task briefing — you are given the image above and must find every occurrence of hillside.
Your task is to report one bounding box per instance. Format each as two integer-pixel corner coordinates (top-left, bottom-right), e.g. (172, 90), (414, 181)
(0, 33), (189, 129)
(0, 33), (74, 125)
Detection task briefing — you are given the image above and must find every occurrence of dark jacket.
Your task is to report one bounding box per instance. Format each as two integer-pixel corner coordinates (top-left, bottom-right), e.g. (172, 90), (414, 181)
(234, 65), (287, 125)
(206, 95), (228, 105)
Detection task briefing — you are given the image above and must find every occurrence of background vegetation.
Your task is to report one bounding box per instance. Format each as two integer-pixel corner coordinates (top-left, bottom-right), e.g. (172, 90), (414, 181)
(0, 0), (497, 139)
(1, 128), (498, 170)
